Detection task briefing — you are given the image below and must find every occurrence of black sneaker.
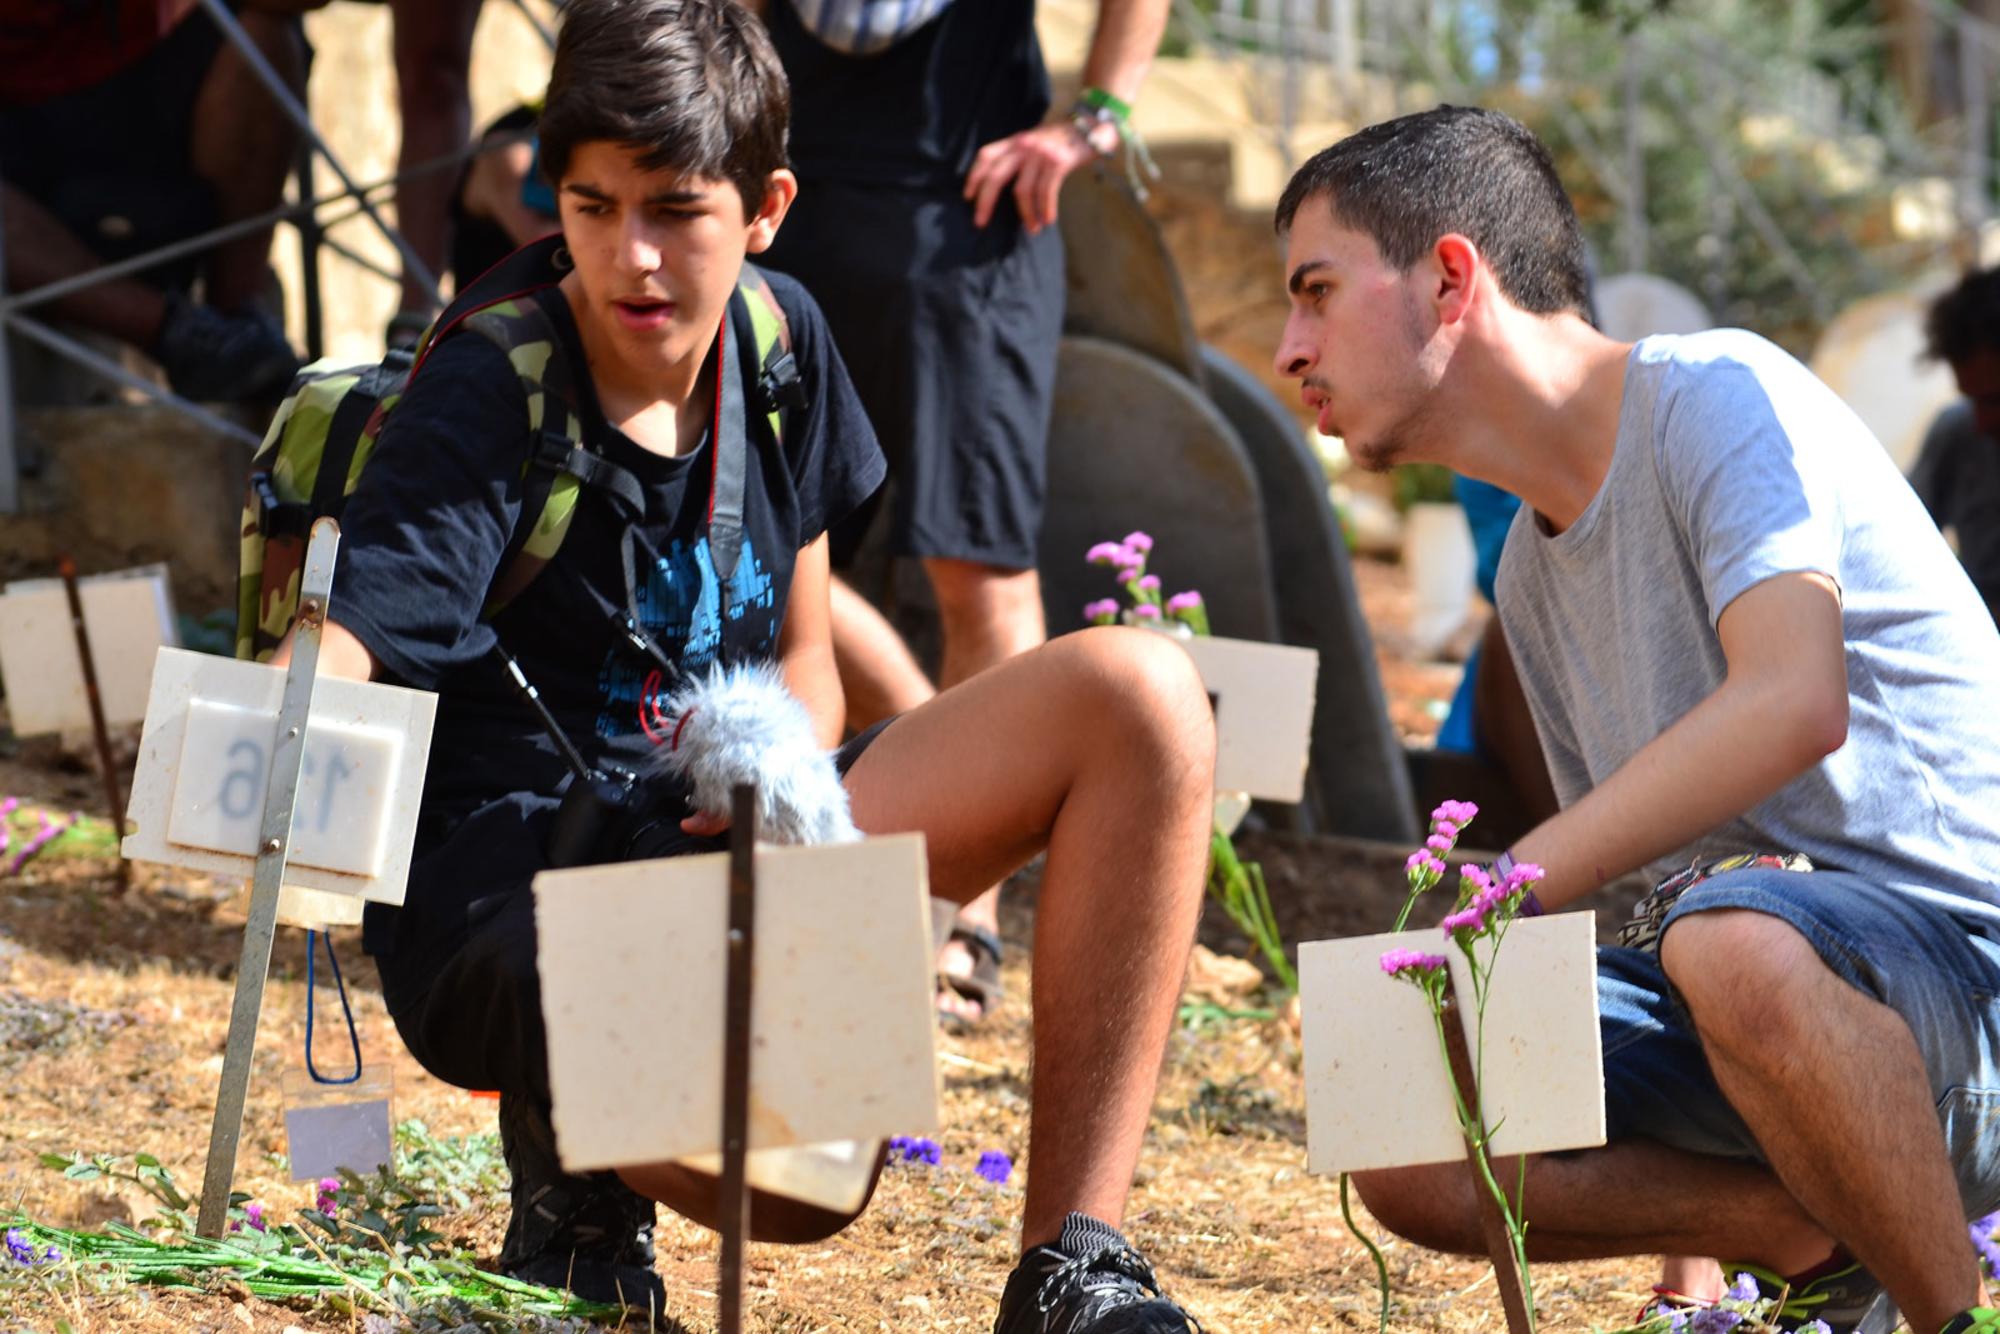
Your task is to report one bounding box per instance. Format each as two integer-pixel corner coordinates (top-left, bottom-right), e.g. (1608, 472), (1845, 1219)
(497, 1093), (665, 1317)
(153, 292), (299, 402)
(994, 1213), (1201, 1334)
(1731, 1259), (1900, 1334)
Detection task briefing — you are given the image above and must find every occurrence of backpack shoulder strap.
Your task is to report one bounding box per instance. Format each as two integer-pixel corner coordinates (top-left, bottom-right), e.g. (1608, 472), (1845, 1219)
(427, 237), (646, 614)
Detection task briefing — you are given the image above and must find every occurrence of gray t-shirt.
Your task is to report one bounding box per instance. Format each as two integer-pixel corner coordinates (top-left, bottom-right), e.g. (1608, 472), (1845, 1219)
(1497, 329), (2000, 925)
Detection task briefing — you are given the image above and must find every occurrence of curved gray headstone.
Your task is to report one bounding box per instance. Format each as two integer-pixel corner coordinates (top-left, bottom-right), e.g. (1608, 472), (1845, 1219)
(1057, 166), (1204, 384)
(1199, 345), (1418, 844)
(1041, 336), (1279, 647)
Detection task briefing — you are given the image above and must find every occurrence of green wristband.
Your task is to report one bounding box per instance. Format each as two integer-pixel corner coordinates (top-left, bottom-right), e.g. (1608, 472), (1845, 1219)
(1079, 85), (1133, 124)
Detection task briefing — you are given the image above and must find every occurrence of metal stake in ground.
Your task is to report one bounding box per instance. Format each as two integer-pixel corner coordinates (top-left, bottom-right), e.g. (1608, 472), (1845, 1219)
(56, 556), (129, 893)
(1438, 976), (1534, 1334)
(718, 782), (758, 1334)
(196, 517), (340, 1239)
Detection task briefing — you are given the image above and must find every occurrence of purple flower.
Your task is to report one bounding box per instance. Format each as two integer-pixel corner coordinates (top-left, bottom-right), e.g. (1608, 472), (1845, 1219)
(1135, 574), (1162, 593)
(1165, 590), (1203, 613)
(1796, 1323), (1832, 1334)
(1379, 949), (1447, 977)
(1432, 820), (1459, 840)
(1663, 1311), (1689, 1333)
(1425, 833), (1453, 853)
(1440, 905), (1488, 934)
(1131, 604), (1163, 621)
(1502, 861), (1546, 890)
(315, 1177), (341, 1214)
(4, 1229), (35, 1266)
(1430, 799), (1478, 826)
(1086, 541), (1126, 566)
(1122, 531), (1155, 554)
(1083, 598), (1121, 626)
(975, 1150), (1013, 1183)
(1117, 564), (1146, 585)
(890, 1135), (940, 1166)
(1459, 864), (1494, 896)
(243, 1202), (266, 1232)
(1725, 1272), (1759, 1303)
(1689, 1309), (1742, 1334)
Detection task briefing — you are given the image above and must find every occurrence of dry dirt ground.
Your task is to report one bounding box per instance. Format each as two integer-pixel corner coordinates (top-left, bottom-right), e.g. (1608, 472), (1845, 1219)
(0, 566), (1665, 1334)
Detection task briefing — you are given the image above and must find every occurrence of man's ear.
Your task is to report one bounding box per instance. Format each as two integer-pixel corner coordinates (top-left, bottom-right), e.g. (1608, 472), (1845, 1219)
(1432, 233), (1481, 327)
(746, 169), (799, 255)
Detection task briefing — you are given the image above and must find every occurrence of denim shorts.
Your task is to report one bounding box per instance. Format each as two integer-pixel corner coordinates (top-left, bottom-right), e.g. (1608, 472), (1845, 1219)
(1598, 866), (2000, 1218)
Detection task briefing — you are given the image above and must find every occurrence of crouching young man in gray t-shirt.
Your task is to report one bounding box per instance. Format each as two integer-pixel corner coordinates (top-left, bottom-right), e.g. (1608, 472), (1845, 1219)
(1273, 106), (2000, 1334)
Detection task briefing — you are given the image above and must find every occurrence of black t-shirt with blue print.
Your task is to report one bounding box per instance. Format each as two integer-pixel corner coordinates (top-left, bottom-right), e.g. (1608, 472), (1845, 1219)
(333, 267), (885, 956)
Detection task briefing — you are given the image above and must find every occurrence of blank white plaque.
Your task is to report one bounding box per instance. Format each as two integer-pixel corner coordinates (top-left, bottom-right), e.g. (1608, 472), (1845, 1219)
(169, 699), (402, 877)
(536, 834), (940, 1172)
(0, 565), (177, 735)
(1299, 913), (1605, 1176)
(123, 648), (436, 906)
(1181, 636), (1319, 803)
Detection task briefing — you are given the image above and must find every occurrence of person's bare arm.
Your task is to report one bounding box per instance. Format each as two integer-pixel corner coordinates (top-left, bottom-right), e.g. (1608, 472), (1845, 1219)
(776, 533), (846, 748)
(268, 618), (378, 680)
(963, 0), (1170, 231)
(1508, 570), (1848, 908)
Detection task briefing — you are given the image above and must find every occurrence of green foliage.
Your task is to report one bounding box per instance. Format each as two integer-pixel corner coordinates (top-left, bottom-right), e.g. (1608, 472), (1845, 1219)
(16, 1147), (617, 1328)
(1206, 828), (1297, 994)
(1391, 462), (1458, 512)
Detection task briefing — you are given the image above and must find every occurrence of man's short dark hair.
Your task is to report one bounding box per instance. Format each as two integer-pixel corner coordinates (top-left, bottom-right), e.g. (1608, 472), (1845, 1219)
(1274, 105), (1591, 319)
(1925, 266), (2000, 367)
(540, 0), (789, 211)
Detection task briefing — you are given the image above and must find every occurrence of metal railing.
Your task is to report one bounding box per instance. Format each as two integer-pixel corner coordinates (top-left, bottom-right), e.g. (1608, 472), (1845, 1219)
(0, 0), (558, 513)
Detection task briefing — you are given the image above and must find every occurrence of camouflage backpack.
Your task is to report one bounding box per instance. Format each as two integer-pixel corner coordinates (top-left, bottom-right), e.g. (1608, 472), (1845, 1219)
(236, 233), (804, 661)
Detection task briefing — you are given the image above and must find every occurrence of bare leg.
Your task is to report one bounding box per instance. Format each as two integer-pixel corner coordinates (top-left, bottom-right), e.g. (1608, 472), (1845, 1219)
(1357, 914), (1989, 1333)
(828, 574), (934, 730)
(388, 0), (484, 313)
(1353, 1138), (1833, 1268)
(1663, 911), (1987, 1333)
(0, 184), (166, 346)
(922, 557), (1048, 1020)
(1660, 1256), (1725, 1302)
(188, 8), (308, 312)
(842, 627), (1213, 1245)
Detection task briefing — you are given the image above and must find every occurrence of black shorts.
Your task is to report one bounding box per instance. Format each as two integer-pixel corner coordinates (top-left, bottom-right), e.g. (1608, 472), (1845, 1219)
(0, 7), (240, 273)
(760, 182), (1064, 572)
(377, 720), (892, 1102)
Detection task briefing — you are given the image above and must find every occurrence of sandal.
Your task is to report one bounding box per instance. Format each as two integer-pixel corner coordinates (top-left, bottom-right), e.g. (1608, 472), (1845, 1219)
(930, 898), (1004, 1028)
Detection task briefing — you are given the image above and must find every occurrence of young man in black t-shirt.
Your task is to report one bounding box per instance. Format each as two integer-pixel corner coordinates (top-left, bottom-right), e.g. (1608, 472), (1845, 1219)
(275, 4), (1213, 1331)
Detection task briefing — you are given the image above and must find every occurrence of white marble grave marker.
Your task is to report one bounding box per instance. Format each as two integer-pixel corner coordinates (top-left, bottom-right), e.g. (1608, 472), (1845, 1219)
(536, 834), (939, 1172)
(1180, 636), (1319, 803)
(123, 647), (436, 906)
(1299, 913), (1605, 1176)
(0, 564), (177, 736)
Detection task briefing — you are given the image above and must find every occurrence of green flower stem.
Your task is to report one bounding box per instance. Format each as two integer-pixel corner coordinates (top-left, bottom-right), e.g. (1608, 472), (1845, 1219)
(1207, 826), (1297, 993)
(1426, 998), (1537, 1332)
(1340, 1171), (1393, 1334)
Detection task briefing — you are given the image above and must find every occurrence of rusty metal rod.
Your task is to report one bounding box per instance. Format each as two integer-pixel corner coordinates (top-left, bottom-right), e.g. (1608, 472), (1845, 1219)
(718, 782), (758, 1334)
(1438, 977), (1534, 1334)
(56, 557), (128, 892)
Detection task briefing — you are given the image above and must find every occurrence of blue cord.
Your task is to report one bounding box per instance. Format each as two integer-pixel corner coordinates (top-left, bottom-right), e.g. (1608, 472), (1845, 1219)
(305, 929), (362, 1085)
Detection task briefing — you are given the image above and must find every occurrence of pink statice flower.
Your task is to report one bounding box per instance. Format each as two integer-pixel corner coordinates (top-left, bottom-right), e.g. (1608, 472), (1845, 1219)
(1404, 850), (1445, 878)
(1083, 598), (1120, 626)
(1502, 861), (1546, 891)
(1165, 590), (1203, 613)
(1425, 833), (1453, 853)
(1433, 820), (1459, 840)
(1380, 948), (1447, 977)
(1117, 563), (1146, 585)
(1122, 531), (1155, 554)
(1131, 604), (1163, 621)
(1440, 903), (1488, 934)
(1135, 574), (1162, 594)
(315, 1177), (340, 1215)
(1086, 541), (1126, 565)
(1431, 800), (1479, 826)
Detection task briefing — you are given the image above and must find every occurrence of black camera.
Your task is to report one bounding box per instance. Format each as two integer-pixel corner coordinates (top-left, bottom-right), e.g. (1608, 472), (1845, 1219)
(494, 647), (675, 868)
